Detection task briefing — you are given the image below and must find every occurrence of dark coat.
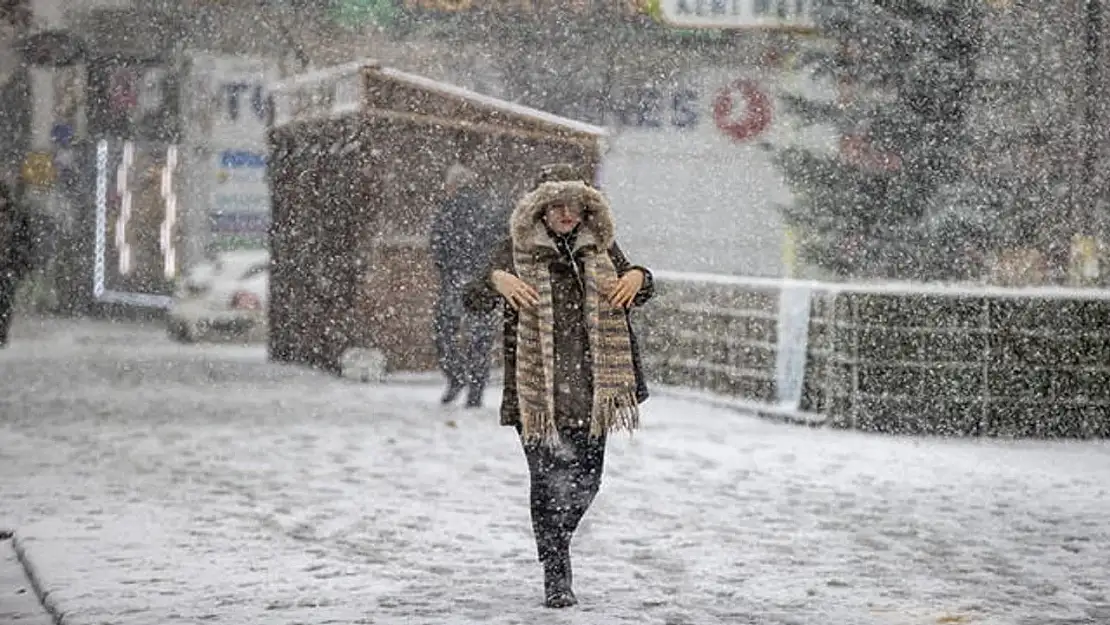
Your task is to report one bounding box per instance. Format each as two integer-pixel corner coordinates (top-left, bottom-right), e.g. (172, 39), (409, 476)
(0, 184), (35, 289)
(464, 184), (653, 430)
(429, 186), (504, 287)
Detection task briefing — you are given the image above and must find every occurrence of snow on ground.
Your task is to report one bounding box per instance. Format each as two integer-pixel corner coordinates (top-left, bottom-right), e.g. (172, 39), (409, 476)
(1, 318), (1109, 625)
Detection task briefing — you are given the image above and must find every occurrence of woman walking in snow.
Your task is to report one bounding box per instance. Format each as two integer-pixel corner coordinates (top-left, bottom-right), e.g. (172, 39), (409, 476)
(465, 164), (654, 608)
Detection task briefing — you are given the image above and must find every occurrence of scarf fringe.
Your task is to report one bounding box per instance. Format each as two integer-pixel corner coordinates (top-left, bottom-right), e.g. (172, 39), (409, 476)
(590, 389), (641, 439)
(526, 390), (639, 448)
(521, 405), (562, 447)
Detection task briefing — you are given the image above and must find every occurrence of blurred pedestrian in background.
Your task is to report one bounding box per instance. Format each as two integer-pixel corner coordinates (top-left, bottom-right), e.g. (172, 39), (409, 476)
(0, 180), (35, 346)
(429, 163), (503, 408)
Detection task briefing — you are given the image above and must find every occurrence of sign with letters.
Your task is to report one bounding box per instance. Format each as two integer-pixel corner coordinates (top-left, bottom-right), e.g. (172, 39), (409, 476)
(596, 64), (838, 278)
(402, 0), (645, 17)
(220, 81), (271, 125)
(270, 61), (364, 126)
(602, 78), (775, 143)
(657, 0), (820, 30)
(188, 54), (279, 148)
(181, 54), (282, 254)
(607, 86), (700, 129)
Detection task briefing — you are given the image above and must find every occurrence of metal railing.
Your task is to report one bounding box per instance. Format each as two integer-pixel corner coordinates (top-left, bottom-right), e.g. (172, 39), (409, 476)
(640, 269), (1110, 438)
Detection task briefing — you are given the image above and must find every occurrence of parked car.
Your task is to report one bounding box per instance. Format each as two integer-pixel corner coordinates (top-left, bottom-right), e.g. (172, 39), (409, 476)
(167, 249), (269, 344)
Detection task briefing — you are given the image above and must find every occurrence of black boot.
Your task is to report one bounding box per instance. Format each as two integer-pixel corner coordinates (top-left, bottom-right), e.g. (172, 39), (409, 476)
(465, 386), (483, 409)
(440, 380), (464, 405)
(543, 553), (576, 608)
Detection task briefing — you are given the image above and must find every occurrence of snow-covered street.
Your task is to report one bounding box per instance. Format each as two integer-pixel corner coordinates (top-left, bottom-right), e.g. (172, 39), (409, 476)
(1, 318), (1108, 625)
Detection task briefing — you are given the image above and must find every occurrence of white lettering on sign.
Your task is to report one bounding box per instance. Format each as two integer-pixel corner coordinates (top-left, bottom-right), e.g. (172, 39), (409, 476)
(271, 61), (367, 126)
(657, 0), (819, 30)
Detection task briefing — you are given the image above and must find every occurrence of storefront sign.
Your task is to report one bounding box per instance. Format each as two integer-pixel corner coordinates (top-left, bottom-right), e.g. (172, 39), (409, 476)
(402, 0), (644, 17)
(604, 78), (774, 141)
(209, 149), (270, 251)
(656, 0), (819, 30)
(608, 86), (700, 129)
(220, 81), (271, 125)
(595, 64), (838, 277)
(182, 54), (282, 259)
(271, 61), (365, 126)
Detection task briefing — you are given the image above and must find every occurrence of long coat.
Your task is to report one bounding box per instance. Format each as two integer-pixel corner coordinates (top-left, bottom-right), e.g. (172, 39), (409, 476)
(0, 184), (34, 292)
(429, 186), (504, 288)
(464, 184), (653, 430)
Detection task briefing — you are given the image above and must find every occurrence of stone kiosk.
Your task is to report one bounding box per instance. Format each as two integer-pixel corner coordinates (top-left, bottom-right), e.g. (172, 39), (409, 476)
(266, 59), (605, 374)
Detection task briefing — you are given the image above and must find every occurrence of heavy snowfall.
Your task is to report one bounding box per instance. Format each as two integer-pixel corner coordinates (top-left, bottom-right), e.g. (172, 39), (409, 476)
(4, 0), (1110, 623)
(2, 320), (1108, 625)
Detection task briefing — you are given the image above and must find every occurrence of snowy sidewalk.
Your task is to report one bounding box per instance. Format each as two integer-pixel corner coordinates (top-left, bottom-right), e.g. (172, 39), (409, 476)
(1, 318), (1109, 625)
(0, 536), (53, 624)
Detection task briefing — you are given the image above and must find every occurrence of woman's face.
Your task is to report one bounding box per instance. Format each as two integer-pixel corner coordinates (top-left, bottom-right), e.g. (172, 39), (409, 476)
(543, 201), (582, 235)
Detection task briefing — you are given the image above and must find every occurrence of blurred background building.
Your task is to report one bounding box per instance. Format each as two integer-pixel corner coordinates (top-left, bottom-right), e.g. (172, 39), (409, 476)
(1, 0), (1109, 318)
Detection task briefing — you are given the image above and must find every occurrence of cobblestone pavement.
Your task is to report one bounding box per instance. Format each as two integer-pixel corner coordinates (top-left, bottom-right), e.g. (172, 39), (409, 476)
(1, 318), (1109, 625)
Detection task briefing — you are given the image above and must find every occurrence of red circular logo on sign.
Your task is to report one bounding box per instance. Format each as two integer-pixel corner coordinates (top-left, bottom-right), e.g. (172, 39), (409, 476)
(712, 79), (773, 143)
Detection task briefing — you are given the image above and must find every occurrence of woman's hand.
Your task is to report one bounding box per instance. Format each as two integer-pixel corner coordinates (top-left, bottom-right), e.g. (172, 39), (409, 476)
(609, 269), (645, 309)
(492, 270), (540, 311)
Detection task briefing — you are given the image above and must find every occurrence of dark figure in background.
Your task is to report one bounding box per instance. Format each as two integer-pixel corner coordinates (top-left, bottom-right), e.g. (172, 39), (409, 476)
(465, 164), (654, 609)
(0, 181), (35, 347)
(429, 164), (503, 408)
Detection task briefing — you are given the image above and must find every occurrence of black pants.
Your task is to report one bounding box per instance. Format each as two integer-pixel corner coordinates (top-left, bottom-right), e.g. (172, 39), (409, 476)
(433, 282), (495, 392)
(0, 280), (15, 346)
(520, 426), (607, 563)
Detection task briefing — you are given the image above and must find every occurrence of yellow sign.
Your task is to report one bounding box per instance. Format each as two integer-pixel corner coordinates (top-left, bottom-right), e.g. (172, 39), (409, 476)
(1069, 234), (1101, 285)
(782, 226), (797, 278)
(21, 152), (57, 188)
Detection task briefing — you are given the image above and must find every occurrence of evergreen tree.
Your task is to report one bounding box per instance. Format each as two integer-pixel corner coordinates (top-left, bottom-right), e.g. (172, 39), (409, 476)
(774, 0), (983, 281)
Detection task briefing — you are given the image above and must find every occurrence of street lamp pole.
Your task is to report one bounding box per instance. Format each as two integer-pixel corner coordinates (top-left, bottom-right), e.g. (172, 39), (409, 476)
(1083, 0), (1102, 220)
(1075, 0), (1103, 285)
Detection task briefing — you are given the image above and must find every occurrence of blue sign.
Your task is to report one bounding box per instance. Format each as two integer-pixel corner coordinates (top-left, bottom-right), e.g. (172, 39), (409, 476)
(210, 211), (270, 235)
(50, 122), (74, 147)
(219, 150), (267, 169)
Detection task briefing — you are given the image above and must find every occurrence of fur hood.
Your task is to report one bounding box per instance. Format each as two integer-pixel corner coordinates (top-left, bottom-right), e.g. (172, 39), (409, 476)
(510, 180), (616, 252)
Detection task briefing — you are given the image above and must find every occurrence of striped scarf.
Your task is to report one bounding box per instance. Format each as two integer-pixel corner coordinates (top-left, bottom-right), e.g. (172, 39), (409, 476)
(512, 225), (640, 446)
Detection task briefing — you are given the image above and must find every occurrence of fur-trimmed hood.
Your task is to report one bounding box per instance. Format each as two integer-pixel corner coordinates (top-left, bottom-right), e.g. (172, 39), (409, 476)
(510, 180), (616, 252)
